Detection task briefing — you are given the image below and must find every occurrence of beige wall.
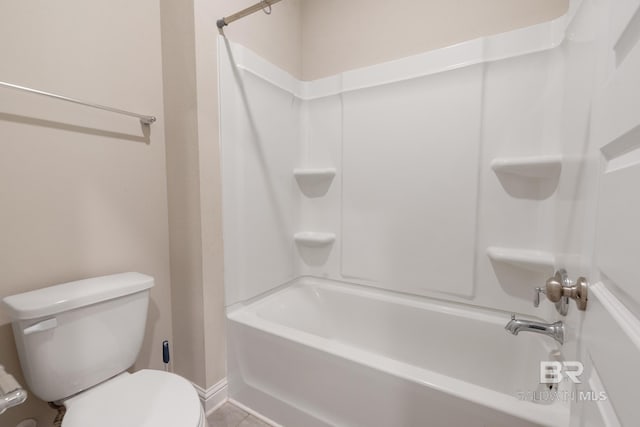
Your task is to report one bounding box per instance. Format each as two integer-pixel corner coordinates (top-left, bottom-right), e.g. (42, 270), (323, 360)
(159, 0), (207, 388)
(301, 0), (569, 80)
(0, 1), (172, 426)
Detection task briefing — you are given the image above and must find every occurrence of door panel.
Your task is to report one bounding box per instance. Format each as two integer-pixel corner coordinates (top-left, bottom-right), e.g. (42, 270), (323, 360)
(575, 1), (640, 426)
(592, 2), (640, 319)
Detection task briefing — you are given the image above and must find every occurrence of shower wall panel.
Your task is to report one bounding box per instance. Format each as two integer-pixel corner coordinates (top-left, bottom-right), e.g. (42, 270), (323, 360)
(340, 66), (483, 298)
(219, 44), (301, 306)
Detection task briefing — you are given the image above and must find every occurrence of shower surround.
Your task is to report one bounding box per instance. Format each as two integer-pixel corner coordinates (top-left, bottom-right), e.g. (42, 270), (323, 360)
(217, 0), (634, 424)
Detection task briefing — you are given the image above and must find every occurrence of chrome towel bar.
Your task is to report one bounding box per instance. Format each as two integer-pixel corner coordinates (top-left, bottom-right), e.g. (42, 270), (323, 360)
(0, 81), (156, 125)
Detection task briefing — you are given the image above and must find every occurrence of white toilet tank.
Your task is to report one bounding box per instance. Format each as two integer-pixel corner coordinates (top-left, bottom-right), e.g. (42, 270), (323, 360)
(1, 273), (154, 402)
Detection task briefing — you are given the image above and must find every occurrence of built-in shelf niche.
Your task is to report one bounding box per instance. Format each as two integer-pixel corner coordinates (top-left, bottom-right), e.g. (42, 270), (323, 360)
(486, 246), (555, 273)
(294, 232), (336, 247)
(293, 168), (336, 197)
(491, 155), (562, 199)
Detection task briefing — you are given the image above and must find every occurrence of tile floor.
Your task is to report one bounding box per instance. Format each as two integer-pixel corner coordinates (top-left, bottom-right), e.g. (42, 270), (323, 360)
(207, 402), (272, 427)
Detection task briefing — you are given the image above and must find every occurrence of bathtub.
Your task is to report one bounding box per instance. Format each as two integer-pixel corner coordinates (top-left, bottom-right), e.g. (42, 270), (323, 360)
(227, 277), (570, 427)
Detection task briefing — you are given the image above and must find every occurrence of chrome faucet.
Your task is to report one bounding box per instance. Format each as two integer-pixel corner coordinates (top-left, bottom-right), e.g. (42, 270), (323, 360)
(505, 314), (564, 345)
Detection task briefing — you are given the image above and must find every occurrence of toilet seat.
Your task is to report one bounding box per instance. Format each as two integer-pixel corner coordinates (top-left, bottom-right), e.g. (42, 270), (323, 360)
(61, 369), (204, 427)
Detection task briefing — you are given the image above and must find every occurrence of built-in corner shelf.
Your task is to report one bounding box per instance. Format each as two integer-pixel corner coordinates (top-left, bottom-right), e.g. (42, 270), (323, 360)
(487, 246), (555, 273)
(294, 168), (336, 197)
(294, 232), (336, 247)
(293, 168), (336, 180)
(491, 155), (562, 178)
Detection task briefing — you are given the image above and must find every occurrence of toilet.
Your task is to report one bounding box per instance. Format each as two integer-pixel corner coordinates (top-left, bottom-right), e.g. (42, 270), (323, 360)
(2, 272), (208, 427)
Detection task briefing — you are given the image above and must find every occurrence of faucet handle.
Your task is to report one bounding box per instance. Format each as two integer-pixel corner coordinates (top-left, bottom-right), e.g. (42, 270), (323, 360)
(534, 287), (546, 307)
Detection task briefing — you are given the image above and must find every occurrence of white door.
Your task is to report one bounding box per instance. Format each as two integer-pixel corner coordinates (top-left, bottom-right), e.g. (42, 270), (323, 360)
(569, 1), (640, 425)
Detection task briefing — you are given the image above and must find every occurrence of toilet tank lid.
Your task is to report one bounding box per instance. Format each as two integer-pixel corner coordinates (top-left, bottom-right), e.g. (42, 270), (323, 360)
(2, 273), (154, 320)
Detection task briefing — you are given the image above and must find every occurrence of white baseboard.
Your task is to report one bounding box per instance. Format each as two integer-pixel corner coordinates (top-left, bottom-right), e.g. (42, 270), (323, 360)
(192, 378), (228, 416)
(191, 379), (278, 425)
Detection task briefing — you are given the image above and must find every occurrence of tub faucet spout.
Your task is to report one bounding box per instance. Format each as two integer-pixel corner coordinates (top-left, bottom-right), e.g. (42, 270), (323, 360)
(505, 314), (564, 345)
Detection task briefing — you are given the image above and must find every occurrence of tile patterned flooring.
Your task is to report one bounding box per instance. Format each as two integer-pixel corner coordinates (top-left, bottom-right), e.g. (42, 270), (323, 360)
(207, 402), (272, 427)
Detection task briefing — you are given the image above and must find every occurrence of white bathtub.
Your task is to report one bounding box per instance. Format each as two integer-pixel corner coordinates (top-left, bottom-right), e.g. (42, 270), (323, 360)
(227, 277), (569, 427)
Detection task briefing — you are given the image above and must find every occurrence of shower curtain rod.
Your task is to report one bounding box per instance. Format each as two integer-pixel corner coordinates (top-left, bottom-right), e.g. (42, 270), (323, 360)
(217, 0), (283, 30)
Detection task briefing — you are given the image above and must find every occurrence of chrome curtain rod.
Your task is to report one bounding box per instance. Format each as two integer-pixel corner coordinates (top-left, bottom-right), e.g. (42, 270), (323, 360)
(217, 0), (283, 31)
(0, 81), (156, 125)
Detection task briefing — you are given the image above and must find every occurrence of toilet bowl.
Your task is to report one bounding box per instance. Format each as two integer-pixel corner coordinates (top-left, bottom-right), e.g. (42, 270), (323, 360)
(61, 370), (207, 427)
(2, 273), (208, 427)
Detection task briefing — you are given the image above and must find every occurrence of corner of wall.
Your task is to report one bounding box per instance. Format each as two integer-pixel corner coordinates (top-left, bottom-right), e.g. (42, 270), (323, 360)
(159, 0), (208, 387)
